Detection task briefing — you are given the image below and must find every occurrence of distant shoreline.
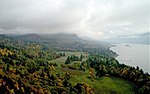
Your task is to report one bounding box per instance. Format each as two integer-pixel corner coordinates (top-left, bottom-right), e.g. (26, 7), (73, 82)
(110, 43), (150, 73)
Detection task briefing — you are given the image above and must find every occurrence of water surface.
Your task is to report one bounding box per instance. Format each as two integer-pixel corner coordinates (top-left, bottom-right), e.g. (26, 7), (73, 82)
(111, 43), (150, 73)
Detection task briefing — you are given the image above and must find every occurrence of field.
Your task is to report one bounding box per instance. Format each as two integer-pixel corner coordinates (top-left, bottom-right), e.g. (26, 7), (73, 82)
(50, 52), (137, 94)
(49, 52), (87, 65)
(56, 68), (136, 94)
(0, 34), (149, 94)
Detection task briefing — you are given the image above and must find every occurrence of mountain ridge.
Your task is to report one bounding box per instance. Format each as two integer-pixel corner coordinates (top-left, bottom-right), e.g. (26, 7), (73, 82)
(106, 32), (150, 44)
(0, 33), (116, 57)
(5, 33), (81, 42)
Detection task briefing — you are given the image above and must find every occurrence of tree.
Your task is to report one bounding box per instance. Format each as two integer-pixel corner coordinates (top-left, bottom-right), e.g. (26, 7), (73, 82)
(74, 83), (94, 94)
(65, 56), (71, 64)
(63, 52), (65, 56)
(89, 68), (95, 81)
(80, 54), (83, 61)
(96, 65), (107, 77)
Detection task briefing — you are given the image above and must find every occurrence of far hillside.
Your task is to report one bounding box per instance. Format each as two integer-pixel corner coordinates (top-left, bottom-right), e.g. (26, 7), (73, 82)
(0, 34), (149, 94)
(5, 33), (117, 57)
(106, 32), (150, 44)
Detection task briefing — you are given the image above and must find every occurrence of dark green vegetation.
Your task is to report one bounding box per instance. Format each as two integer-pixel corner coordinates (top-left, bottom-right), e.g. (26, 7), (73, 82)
(0, 34), (149, 94)
(8, 33), (117, 57)
(86, 55), (150, 94)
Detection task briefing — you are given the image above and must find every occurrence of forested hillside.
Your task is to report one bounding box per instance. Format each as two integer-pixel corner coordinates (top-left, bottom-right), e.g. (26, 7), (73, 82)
(0, 34), (149, 94)
(0, 35), (95, 94)
(7, 34), (117, 57)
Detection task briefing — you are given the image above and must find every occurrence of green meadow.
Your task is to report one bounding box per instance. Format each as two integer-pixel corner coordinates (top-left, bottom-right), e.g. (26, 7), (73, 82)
(51, 52), (137, 94)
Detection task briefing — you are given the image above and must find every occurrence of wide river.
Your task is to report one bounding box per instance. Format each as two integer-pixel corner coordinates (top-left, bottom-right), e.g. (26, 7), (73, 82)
(111, 43), (150, 73)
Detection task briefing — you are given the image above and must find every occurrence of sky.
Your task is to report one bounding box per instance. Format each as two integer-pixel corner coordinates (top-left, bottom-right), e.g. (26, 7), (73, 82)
(0, 0), (149, 40)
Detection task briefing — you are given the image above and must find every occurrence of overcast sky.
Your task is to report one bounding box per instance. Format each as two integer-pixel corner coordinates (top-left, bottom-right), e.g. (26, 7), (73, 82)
(0, 0), (149, 40)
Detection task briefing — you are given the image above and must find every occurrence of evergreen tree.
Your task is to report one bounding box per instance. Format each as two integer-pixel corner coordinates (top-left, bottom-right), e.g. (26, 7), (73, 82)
(63, 52), (65, 56)
(65, 56), (71, 64)
(80, 54), (83, 61)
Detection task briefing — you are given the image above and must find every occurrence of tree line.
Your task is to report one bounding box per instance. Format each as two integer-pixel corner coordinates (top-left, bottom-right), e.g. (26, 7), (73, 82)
(0, 37), (94, 94)
(86, 54), (150, 94)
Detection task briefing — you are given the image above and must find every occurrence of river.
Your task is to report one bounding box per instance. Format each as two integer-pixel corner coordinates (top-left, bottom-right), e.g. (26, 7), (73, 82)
(111, 43), (150, 73)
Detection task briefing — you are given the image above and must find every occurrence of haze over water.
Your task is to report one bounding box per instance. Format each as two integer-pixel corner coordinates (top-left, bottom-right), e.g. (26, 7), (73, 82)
(111, 43), (150, 73)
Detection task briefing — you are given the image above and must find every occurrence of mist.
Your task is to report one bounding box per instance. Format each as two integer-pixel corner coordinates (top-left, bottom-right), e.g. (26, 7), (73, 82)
(0, 0), (149, 40)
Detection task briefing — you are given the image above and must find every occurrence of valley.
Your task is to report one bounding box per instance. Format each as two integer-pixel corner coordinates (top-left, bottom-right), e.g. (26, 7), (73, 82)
(0, 34), (149, 94)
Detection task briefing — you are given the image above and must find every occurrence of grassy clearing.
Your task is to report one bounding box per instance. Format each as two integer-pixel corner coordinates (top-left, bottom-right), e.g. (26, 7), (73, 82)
(56, 68), (136, 94)
(49, 56), (66, 64)
(51, 52), (136, 94)
(49, 52), (88, 65)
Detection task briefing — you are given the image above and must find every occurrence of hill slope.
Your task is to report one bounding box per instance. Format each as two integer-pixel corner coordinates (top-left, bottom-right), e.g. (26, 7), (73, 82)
(5, 33), (117, 57)
(106, 32), (150, 44)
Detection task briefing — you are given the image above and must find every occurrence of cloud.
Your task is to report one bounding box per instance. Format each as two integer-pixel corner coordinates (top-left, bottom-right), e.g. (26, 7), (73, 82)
(0, 0), (149, 40)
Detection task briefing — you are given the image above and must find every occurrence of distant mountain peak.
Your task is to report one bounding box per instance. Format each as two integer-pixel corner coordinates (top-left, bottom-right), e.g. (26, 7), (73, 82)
(40, 33), (81, 41)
